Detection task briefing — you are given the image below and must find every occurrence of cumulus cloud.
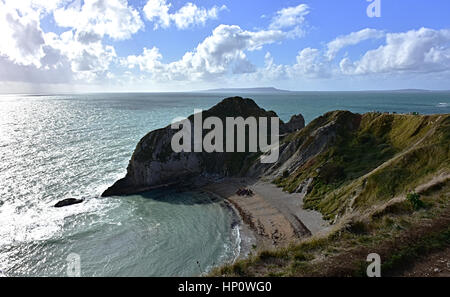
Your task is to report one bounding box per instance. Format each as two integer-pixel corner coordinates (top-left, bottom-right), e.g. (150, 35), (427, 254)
(122, 24), (285, 80)
(0, 1), (46, 67)
(238, 52), (287, 83)
(53, 0), (144, 40)
(340, 28), (450, 75)
(244, 47), (330, 83)
(2, 0), (449, 91)
(45, 30), (117, 82)
(143, 0), (227, 30)
(0, 0), (138, 85)
(326, 28), (385, 60)
(121, 47), (164, 72)
(0, 53), (73, 84)
(289, 48), (330, 78)
(269, 4), (309, 38)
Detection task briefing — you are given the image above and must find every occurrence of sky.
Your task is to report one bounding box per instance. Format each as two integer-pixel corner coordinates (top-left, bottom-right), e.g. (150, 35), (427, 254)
(0, 0), (450, 93)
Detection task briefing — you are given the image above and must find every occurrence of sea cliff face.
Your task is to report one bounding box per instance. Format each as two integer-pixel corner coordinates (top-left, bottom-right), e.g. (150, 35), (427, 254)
(102, 97), (305, 196)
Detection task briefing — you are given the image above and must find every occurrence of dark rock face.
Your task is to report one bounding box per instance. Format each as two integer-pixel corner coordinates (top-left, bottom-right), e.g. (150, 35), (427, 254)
(102, 97), (301, 197)
(54, 198), (84, 208)
(284, 114), (305, 133)
(245, 110), (362, 178)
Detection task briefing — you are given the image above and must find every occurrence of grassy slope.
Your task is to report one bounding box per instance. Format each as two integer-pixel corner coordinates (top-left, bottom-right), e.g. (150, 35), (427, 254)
(212, 112), (450, 276)
(275, 113), (449, 220)
(211, 180), (450, 277)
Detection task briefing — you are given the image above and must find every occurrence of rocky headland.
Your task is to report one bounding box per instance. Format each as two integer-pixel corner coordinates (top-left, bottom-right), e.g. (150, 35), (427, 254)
(102, 96), (450, 276)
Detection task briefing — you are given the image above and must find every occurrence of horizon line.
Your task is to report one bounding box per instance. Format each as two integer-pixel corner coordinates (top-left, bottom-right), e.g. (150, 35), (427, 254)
(2, 88), (450, 96)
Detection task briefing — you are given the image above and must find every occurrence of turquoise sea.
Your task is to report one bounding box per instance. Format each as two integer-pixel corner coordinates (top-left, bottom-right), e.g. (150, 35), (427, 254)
(0, 91), (449, 276)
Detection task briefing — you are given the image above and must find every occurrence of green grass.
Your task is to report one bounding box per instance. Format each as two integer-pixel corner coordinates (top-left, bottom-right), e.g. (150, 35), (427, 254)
(273, 113), (449, 220)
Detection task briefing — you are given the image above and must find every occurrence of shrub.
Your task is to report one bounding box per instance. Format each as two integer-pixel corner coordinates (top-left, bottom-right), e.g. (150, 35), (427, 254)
(406, 192), (424, 210)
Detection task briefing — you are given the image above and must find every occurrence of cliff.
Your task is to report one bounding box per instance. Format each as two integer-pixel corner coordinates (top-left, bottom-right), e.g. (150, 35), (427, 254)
(102, 97), (305, 196)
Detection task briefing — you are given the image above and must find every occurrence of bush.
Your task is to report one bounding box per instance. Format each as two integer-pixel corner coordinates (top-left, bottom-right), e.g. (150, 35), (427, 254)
(406, 192), (424, 210)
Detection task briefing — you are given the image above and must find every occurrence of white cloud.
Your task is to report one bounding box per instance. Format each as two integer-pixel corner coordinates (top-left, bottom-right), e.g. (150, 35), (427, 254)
(45, 30), (117, 82)
(239, 52), (288, 83)
(0, 53), (73, 84)
(326, 28), (385, 60)
(289, 48), (329, 78)
(1, 0), (449, 92)
(0, 0), (68, 15)
(0, 1), (46, 67)
(340, 28), (450, 75)
(53, 0), (144, 40)
(244, 47), (330, 83)
(142, 0), (171, 28)
(48, 0), (141, 82)
(269, 3), (309, 38)
(143, 0), (227, 30)
(121, 47), (163, 72)
(0, 0), (133, 85)
(123, 24), (285, 80)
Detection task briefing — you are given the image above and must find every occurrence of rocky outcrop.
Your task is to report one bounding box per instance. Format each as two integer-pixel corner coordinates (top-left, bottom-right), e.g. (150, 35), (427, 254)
(246, 110), (361, 178)
(284, 114), (305, 133)
(54, 198), (84, 208)
(102, 97), (301, 197)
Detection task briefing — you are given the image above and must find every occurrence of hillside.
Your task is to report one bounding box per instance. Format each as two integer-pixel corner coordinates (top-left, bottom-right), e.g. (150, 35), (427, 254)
(213, 110), (450, 276)
(265, 111), (450, 220)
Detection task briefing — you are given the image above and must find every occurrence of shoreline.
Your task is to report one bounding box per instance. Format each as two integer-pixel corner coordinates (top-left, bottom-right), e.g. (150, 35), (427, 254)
(209, 192), (259, 261)
(201, 178), (330, 256)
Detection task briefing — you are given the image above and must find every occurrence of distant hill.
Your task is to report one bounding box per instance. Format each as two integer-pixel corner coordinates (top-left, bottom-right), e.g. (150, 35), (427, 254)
(200, 87), (292, 93)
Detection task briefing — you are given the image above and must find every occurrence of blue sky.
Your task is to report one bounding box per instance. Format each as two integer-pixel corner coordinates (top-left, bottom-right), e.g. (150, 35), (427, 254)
(1, 0), (450, 93)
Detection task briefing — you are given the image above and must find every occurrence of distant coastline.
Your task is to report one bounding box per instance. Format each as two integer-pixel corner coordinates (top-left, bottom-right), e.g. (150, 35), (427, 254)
(198, 87), (293, 93)
(195, 87), (450, 94)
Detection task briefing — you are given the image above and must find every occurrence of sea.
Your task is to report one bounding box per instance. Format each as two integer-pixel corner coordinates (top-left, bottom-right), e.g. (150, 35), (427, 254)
(0, 91), (449, 276)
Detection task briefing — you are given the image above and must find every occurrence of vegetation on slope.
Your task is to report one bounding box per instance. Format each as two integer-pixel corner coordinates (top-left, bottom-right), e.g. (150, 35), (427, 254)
(211, 180), (450, 276)
(274, 113), (449, 220)
(213, 111), (449, 277)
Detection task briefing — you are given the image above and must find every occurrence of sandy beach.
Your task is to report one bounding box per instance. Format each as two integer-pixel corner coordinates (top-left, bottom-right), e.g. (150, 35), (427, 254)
(202, 178), (329, 251)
